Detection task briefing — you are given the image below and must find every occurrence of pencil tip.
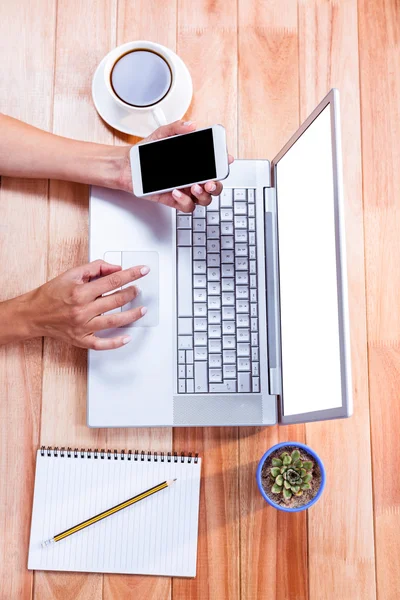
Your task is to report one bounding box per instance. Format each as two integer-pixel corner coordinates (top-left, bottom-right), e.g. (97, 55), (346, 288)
(173, 478), (177, 481)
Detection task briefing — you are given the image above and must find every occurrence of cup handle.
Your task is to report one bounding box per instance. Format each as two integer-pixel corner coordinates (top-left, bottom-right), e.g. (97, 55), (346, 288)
(152, 107), (167, 128)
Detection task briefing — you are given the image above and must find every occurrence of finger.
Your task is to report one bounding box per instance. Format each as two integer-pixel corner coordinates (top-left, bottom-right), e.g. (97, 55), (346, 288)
(69, 259), (122, 284)
(190, 184), (212, 207)
(89, 284), (141, 317)
(150, 119), (196, 141)
(90, 306), (146, 332)
(204, 180), (223, 196)
(228, 154), (234, 164)
(172, 188), (195, 212)
(84, 334), (133, 351)
(84, 265), (150, 300)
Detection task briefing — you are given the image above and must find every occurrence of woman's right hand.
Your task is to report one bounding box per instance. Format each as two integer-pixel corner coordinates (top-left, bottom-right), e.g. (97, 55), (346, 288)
(0, 260), (149, 350)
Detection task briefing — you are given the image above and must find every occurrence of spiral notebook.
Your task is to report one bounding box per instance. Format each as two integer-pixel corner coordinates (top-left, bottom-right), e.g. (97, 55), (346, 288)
(28, 448), (201, 577)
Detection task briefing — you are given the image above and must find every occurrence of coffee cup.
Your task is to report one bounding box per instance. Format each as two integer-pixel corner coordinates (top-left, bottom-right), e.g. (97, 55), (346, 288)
(104, 41), (176, 128)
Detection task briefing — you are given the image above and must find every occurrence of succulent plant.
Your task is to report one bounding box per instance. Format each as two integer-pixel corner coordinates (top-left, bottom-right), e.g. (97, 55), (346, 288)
(270, 449), (314, 501)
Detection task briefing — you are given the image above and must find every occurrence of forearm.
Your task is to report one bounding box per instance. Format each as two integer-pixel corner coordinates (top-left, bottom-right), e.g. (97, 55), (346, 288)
(0, 292), (38, 346)
(0, 113), (128, 189)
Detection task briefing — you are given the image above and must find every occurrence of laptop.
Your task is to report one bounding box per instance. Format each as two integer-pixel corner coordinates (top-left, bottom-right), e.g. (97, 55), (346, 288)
(88, 88), (352, 427)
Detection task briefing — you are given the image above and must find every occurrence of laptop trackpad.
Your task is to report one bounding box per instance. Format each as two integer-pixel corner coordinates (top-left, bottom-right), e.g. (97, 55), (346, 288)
(122, 251), (159, 327)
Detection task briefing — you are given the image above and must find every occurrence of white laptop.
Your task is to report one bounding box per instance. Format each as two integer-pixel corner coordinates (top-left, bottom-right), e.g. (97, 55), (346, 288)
(88, 89), (352, 427)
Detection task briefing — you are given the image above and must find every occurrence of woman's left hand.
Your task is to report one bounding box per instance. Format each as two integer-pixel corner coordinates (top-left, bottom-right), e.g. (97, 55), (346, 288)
(118, 120), (234, 213)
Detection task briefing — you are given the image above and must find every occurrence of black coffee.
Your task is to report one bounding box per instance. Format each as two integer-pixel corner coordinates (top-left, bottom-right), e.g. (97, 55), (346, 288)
(111, 49), (172, 107)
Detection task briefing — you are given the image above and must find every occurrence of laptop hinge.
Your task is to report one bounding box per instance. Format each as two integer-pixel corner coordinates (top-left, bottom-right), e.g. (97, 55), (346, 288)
(264, 186), (282, 396)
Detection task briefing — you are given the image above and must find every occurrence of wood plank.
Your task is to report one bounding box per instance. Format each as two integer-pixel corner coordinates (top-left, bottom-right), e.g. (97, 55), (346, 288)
(358, 0), (400, 597)
(36, 1), (115, 598)
(102, 2), (176, 598)
(298, 1), (376, 598)
(0, 0), (56, 598)
(173, 2), (239, 599)
(238, 2), (307, 599)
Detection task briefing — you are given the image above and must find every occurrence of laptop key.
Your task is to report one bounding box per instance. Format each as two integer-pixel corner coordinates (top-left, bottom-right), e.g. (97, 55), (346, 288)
(248, 189), (255, 202)
(223, 350), (236, 364)
(252, 347), (259, 361)
(186, 350), (194, 364)
(252, 377), (260, 393)
(223, 364), (236, 378)
(193, 205), (206, 218)
(238, 372), (251, 393)
(193, 218), (206, 232)
(210, 354), (222, 368)
(194, 303), (207, 316)
(177, 229), (192, 246)
(209, 339), (222, 353)
(194, 361), (208, 392)
(178, 318), (193, 335)
(209, 369), (222, 383)
(234, 189), (246, 201)
(238, 358), (251, 371)
(237, 343), (250, 356)
(194, 332), (207, 346)
(187, 379), (194, 393)
(220, 189), (233, 207)
(177, 215), (191, 229)
(187, 364), (194, 378)
(178, 350), (185, 364)
(179, 365), (186, 378)
(210, 381), (237, 393)
(195, 347), (207, 360)
(179, 380), (186, 393)
(178, 336), (193, 350)
(177, 247), (192, 317)
(194, 318), (207, 331)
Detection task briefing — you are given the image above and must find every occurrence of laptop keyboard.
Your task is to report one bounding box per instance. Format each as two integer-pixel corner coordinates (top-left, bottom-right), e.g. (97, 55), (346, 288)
(176, 188), (260, 394)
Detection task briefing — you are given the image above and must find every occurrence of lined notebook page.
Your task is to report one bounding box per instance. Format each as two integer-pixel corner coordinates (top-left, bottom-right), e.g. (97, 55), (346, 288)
(28, 451), (201, 577)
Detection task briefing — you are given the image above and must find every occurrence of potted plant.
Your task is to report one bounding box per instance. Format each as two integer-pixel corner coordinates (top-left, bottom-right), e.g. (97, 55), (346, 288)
(256, 441), (326, 512)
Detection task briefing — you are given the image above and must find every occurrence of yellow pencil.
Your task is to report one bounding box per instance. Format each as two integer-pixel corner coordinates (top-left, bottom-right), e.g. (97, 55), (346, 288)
(42, 479), (177, 547)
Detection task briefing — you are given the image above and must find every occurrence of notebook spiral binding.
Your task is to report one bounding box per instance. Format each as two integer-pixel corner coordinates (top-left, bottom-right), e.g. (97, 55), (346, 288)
(40, 446), (198, 464)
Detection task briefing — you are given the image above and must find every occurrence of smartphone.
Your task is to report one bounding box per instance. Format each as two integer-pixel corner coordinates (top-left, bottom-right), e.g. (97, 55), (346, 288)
(130, 125), (229, 197)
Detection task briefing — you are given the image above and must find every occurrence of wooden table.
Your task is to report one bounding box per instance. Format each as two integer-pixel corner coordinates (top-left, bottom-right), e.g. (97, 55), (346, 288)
(0, 1), (398, 598)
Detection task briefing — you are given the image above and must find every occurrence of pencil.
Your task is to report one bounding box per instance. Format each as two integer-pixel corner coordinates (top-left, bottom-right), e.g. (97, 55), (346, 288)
(42, 478), (177, 547)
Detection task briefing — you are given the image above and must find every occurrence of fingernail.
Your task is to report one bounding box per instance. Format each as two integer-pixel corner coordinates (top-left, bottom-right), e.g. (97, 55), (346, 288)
(172, 189), (182, 199)
(135, 286), (141, 295)
(208, 183), (216, 191)
(141, 306), (148, 316)
(140, 266), (150, 275)
(122, 336), (131, 345)
(183, 120), (193, 126)
(193, 184), (202, 194)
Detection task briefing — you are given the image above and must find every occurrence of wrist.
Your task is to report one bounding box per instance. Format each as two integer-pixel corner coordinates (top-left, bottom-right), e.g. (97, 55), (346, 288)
(89, 144), (132, 191)
(0, 291), (40, 345)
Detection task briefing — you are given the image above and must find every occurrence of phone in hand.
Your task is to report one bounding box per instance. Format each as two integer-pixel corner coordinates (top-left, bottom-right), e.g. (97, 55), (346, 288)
(129, 125), (230, 197)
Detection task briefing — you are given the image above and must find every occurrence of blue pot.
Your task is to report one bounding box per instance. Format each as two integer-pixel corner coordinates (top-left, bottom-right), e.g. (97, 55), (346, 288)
(256, 441), (326, 512)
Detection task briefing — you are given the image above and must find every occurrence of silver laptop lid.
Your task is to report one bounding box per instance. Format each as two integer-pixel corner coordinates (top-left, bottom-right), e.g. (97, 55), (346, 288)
(271, 89), (352, 424)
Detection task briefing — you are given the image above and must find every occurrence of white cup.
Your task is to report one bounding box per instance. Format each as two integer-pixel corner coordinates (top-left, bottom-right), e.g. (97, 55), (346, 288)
(103, 41), (177, 128)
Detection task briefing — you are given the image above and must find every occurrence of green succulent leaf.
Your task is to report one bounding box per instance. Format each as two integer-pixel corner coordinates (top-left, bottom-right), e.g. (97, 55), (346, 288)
(283, 488), (292, 500)
(280, 452), (289, 459)
(303, 461), (313, 471)
(275, 474), (283, 486)
(283, 472), (287, 480)
(284, 480), (291, 489)
(282, 455), (292, 466)
(291, 450), (300, 462)
(301, 483), (311, 490)
(272, 458), (283, 467)
(271, 467), (281, 478)
(294, 460), (302, 468)
(300, 468), (307, 478)
(303, 473), (313, 483)
(271, 483), (282, 494)
(280, 466), (288, 474)
(291, 485), (301, 494)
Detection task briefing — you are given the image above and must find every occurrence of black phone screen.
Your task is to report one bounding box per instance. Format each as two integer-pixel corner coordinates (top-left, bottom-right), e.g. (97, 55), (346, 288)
(139, 128), (216, 193)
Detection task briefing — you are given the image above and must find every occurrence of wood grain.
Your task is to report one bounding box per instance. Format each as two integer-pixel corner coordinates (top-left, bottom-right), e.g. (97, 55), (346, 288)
(299, 1), (376, 598)
(0, 0), (56, 598)
(173, 3), (239, 599)
(1, 0), (397, 598)
(238, 2), (308, 599)
(36, 0), (115, 598)
(358, 0), (400, 597)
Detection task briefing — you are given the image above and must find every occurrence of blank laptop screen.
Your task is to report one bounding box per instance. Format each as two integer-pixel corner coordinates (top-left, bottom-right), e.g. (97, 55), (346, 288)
(275, 105), (343, 417)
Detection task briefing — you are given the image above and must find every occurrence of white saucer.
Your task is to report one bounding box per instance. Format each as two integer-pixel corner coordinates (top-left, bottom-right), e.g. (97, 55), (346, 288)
(92, 48), (193, 138)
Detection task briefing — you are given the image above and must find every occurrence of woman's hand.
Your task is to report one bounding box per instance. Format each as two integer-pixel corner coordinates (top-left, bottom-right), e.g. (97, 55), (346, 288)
(118, 120), (234, 212)
(0, 260), (149, 350)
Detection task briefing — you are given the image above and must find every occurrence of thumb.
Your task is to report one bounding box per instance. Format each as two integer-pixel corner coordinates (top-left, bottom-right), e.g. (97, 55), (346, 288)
(150, 119), (196, 140)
